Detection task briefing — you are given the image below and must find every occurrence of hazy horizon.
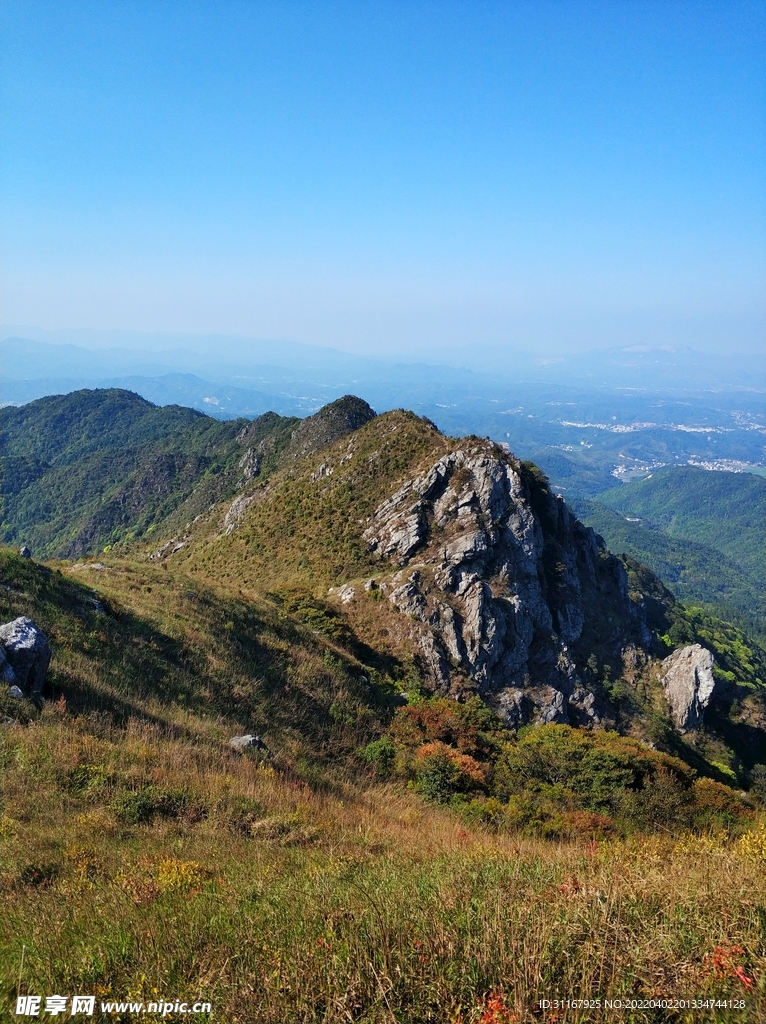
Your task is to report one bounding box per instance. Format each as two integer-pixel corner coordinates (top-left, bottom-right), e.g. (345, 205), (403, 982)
(4, 323), (765, 377)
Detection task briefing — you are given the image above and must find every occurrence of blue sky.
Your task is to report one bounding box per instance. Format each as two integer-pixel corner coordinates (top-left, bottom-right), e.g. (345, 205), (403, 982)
(1, 0), (764, 361)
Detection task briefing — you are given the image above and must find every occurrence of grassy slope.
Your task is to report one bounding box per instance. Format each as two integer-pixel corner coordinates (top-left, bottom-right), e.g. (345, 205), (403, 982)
(3, 405), (766, 1019)
(0, 390), (299, 559)
(1, 548), (765, 1021)
(175, 409), (452, 592)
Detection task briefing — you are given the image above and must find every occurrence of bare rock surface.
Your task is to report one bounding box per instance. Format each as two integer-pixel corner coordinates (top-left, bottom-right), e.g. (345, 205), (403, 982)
(0, 617), (51, 697)
(661, 644), (716, 732)
(229, 734), (270, 756)
(362, 443), (647, 727)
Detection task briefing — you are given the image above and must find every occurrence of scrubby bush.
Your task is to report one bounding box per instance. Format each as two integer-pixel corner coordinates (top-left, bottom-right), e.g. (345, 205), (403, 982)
(112, 786), (190, 825)
(414, 742), (486, 803)
(361, 737), (397, 779)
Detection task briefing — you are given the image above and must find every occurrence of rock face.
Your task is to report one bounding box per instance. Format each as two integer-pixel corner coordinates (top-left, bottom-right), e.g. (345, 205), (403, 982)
(660, 644), (716, 732)
(0, 617), (51, 697)
(362, 443), (650, 727)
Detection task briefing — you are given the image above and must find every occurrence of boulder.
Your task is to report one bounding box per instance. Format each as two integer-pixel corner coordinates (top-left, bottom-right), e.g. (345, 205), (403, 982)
(0, 648), (15, 685)
(19, 546), (32, 559)
(229, 734), (270, 755)
(661, 644), (716, 732)
(0, 617), (51, 697)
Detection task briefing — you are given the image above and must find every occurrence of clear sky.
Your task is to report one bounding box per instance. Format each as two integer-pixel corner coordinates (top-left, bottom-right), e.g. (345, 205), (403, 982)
(1, 0), (764, 362)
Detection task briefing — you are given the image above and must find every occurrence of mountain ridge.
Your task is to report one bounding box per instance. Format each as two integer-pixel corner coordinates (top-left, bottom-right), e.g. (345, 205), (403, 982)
(3, 387), (764, 775)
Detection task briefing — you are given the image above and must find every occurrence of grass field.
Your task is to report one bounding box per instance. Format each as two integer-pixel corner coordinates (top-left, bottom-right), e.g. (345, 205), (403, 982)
(1, 536), (765, 1022)
(2, 707), (765, 1024)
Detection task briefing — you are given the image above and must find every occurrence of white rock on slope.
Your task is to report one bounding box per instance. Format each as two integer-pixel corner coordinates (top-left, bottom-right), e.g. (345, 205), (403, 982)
(661, 644), (716, 732)
(0, 617), (51, 698)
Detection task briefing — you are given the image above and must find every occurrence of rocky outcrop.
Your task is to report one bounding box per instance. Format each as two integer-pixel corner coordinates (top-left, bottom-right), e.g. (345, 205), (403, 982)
(660, 644), (716, 732)
(286, 396), (376, 462)
(0, 617), (51, 697)
(362, 443), (648, 728)
(237, 447), (262, 486)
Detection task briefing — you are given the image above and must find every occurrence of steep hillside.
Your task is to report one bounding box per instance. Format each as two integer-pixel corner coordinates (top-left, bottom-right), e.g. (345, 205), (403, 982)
(3, 390), (766, 1017)
(2, 547), (765, 1020)
(0, 390), (376, 561)
(595, 465), (766, 585)
(159, 409), (766, 773)
(572, 497), (765, 639)
(0, 389), (296, 559)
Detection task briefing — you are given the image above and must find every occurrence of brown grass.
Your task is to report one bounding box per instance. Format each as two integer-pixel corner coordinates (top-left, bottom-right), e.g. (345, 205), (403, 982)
(2, 710), (765, 1023)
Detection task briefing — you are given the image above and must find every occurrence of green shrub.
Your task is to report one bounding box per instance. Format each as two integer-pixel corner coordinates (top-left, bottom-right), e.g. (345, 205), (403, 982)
(112, 786), (189, 825)
(361, 737), (397, 779)
(415, 750), (461, 803)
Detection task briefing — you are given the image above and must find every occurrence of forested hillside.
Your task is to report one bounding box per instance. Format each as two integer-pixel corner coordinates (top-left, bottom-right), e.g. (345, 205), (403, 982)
(596, 465), (765, 584)
(573, 498), (765, 640)
(571, 466), (765, 638)
(0, 390), (376, 560)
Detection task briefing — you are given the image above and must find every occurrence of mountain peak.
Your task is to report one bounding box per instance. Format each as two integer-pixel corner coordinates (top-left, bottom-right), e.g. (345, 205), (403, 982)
(285, 395), (377, 461)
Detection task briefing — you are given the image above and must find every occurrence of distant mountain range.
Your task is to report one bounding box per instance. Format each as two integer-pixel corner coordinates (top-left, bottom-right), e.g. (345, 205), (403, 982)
(3, 332), (765, 492)
(0, 389), (382, 560)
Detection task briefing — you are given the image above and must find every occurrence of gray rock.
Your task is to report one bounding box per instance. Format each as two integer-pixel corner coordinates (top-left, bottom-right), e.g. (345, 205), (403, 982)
(362, 440), (651, 720)
(494, 688), (533, 728)
(237, 447), (262, 485)
(389, 580), (426, 619)
(9, 685), (25, 699)
(661, 644), (716, 732)
(0, 618), (51, 697)
(536, 687), (568, 724)
(229, 734), (270, 754)
(19, 546), (31, 559)
(222, 494), (257, 536)
(0, 647), (16, 685)
(338, 584), (356, 605)
(311, 462), (334, 482)
(416, 633), (450, 690)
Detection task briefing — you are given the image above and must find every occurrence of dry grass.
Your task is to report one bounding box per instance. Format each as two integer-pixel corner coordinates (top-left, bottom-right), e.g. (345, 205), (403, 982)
(2, 711), (765, 1023)
(1, 549), (765, 1022)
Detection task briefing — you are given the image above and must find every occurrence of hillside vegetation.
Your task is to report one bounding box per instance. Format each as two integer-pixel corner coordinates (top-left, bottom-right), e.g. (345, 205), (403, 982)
(0, 390), (377, 561)
(0, 389), (299, 559)
(1, 550), (766, 1021)
(573, 498), (765, 641)
(596, 466), (765, 586)
(2, 392), (766, 1019)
